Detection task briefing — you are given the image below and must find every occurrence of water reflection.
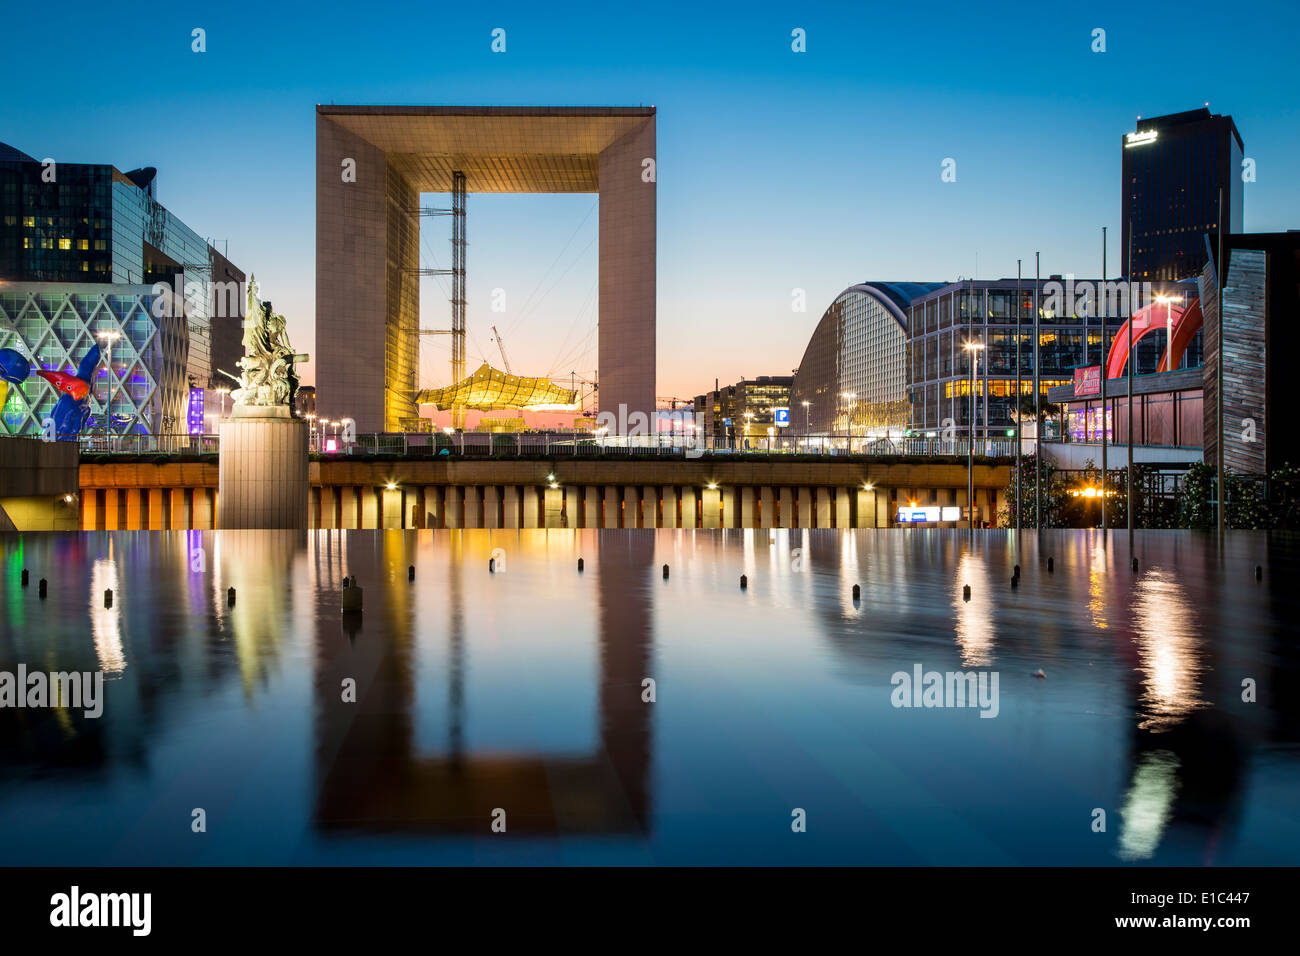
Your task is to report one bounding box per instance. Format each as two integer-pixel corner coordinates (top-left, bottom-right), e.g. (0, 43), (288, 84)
(1130, 567), (1205, 732)
(311, 530), (653, 835)
(89, 552), (125, 675)
(1117, 749), (1181, 860)
(1087, 543), (1110, 631)
(953, 549), (995, 667)
(0, 529), (1296, 864)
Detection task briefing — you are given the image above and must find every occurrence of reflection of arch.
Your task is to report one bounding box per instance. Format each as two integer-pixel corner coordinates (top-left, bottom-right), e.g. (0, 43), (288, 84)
(1105, 299), (1201, 377)
(312, 530), (653, 835)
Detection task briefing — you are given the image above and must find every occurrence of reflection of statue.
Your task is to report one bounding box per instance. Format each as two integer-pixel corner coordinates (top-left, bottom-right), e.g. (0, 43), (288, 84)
(230, 276), (307, 411)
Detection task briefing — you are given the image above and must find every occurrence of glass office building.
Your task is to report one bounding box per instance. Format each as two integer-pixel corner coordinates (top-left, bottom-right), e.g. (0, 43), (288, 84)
(906, 279), (1133, 438)
(693, 376), (793, 443)
(790, 283), (941, 441)
(0, 142), (244, 436)
(1121, 108), (1244, 282)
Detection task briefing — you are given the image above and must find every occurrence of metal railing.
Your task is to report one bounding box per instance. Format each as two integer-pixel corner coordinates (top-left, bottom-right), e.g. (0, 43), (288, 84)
(79, 433), (219, 455)
(70, 431), (1018, 459)
(335, 432), (1018, 459)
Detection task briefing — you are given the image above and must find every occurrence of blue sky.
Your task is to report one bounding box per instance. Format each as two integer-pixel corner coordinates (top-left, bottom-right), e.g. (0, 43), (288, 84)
(3, 0), (1298, 398)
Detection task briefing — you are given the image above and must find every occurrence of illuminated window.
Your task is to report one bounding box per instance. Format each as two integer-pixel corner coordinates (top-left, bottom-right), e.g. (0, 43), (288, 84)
(78, 239), (89, 250)
(58, 238), (73, 250)
(22, 216), (35, 227)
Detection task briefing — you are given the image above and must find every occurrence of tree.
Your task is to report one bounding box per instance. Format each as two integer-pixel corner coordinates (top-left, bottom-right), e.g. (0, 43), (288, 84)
(1268, 463), (1300, 530)
(1176, 462), (1268, 530)
(998, 452), (1068, 528)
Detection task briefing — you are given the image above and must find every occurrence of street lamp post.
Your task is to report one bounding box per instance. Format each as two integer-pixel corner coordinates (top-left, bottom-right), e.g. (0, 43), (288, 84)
(964, 341), (985, 530)
(1015, 259), (1022, 536)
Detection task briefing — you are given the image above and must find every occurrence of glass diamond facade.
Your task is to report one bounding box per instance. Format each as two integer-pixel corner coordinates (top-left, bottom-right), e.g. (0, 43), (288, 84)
(0, 147), (245, 436)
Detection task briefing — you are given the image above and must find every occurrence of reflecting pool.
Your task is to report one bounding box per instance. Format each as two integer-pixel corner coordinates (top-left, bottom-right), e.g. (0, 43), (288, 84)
(1, 529), (1297, 865)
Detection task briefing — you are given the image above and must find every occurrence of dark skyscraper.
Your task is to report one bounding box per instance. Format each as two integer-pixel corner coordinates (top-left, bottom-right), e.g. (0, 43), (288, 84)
(1121, 108), (1244, 281)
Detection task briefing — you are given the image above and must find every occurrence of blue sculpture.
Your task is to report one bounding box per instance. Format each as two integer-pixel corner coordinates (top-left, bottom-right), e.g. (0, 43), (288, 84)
(0, 342), (101, 439)
(0, 347), (32, 385)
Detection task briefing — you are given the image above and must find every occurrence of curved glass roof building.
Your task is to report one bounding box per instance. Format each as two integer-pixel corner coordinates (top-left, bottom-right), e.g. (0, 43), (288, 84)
(790, 282), (942, 441)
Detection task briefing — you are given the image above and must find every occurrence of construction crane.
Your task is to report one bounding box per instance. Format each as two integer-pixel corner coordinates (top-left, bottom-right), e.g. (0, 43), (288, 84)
(490, 325), (512, 374)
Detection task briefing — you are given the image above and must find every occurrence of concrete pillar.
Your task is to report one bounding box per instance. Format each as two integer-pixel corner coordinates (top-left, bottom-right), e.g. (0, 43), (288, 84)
(778, 487), (793, 529)
(544, 487), (565, 527)
(660, 486), (679, 528)
(623, 486), (641, 528)
(522, 486), (540, 528)
(336, 487), (355, 529)
(603, 486), (621, 528)
(701, 486), (721, 528)
(726, 487), (743, 528)
(192, 488), (214, 530)
(835, 488), (851, 529)
(218, 414), (309, 529)
(125, 489), (144, 530)
(170, 487), (189, 530)
(500, 486), (518, 528)
(381, 487), (403, 528)
(462, 486), (482, 529)
(359, 487), (379, 529)
(319, 486), (336, 529)
(740, 487), (756, 528)
(797, 489), (812, 529)
(758, 486), (774, 528)
(483, 486), (501, 529)
(642, 485), (659, 528)
(877, 490), (891, 528)
(855, 488), (876, 528)
(680, 486), (697, 529)
(815, 488), (831, 529)
(81, 488), (98, 531)
(147, 494), (165, 530)
(581, 486), (599, 528)
(103, 490), (120, 530)
(444, 486), (463, 529)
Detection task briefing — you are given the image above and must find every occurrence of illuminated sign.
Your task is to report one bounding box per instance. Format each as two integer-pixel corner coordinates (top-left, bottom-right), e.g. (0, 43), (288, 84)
(1073, 365), (1101, 397)
(897, 506), (941, 523)
(773, 407), (790, 428)
(1124, 129), (1158, 148)
(188, 387), (205, 435)
(941, 506), (961, 522)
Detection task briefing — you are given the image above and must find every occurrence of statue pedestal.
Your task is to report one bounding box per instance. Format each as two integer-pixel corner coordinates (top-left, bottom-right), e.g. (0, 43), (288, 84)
(218, 407), (309, 529)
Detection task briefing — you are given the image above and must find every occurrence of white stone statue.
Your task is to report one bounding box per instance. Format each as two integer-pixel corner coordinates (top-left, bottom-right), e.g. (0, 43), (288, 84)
(230, 276), (308, 411)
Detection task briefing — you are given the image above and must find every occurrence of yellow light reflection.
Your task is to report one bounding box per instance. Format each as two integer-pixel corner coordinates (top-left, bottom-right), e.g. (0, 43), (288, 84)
(90, 557), (126, 674)
(1131, 569), (1205, 731)
(1087, 544), (1109, 630)
(953, 550), (994, 667)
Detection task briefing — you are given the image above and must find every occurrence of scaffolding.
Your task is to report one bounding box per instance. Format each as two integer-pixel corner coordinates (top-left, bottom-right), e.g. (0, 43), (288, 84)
(414, 171), (468, 428)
